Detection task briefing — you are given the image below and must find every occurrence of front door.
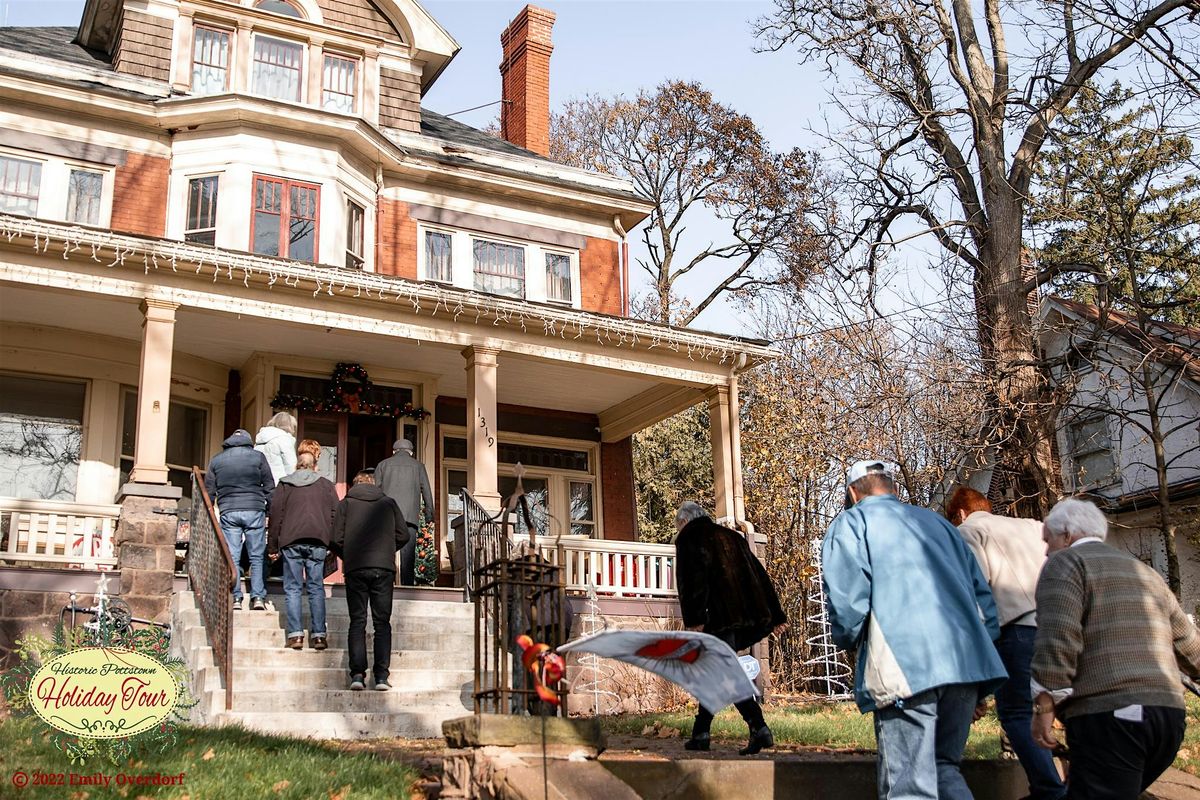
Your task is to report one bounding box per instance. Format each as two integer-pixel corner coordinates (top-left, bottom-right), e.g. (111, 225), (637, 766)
(347, 415), (393, 481)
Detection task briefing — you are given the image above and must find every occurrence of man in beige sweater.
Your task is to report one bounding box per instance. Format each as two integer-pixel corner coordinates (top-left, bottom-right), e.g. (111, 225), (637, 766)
(946, 486), (1065, 800)
(1032, 497), (1200, 798)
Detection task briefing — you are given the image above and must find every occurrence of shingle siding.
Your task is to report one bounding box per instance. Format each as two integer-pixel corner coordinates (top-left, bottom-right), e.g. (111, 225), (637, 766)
(111, 10), (173, 83)
(379, 67), (421, 133)
(316, 0), (403, 42)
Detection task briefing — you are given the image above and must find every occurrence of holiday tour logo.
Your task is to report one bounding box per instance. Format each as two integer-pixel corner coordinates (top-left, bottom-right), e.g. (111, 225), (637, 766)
(2, 574), (195, 764)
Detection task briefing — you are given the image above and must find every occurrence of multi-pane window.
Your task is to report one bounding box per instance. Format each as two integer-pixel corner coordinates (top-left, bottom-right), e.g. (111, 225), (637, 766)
(185, 176), (219, 245)
(570, 481), (596, 537)
(0, 374), (85, 501)
(256, 0), (304, 18)
(65, 169), (103, 226)
(251, 175), (319, 262)
(0, 156), (42, 216)
(545, 252), (573, 303)
(1067, 416), (1116, 488)
(191, 27), (230, 95)
(473, 238), (525, 298)
(252, 36), (304, 102)
(425, 231), (453, 283)
(345, 201), (365, 269)
(322, 54), (357, 114)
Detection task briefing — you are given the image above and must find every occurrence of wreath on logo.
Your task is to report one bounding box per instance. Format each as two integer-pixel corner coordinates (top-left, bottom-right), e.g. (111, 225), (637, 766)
(0, 577), (196, 765)
(270, 362), (430, 419)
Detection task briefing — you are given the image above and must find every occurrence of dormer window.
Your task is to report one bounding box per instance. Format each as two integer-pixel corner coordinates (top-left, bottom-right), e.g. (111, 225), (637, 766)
(192, 27), (230, 96)
(252, 36), (304, 103)
(255, 0), (304, 19)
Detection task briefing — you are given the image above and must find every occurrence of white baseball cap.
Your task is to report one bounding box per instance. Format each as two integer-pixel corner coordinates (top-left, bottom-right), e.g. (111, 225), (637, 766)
(846, 459), (895, 488)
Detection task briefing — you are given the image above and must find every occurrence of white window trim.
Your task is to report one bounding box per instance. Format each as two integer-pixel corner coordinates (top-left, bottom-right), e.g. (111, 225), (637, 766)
(0, 147), (114, 227)
(321, 51), (360, 115)
(342, 192), (370, 271)
(440, 425), (603, 538)
(416, 223), (582, 307)
(183, 172), (223, 244)
(190, 23), (234, 95)
(1065, 413), (1119, 491)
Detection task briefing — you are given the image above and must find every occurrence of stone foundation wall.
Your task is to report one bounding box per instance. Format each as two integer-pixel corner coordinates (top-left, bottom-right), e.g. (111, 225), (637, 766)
(0, 570), (110, 669)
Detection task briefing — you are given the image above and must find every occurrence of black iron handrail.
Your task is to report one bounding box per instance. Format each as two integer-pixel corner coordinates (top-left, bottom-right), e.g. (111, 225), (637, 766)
(188, 467), (237, 711)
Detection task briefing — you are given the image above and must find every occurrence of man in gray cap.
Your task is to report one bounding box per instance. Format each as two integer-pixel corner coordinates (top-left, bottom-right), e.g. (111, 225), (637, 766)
(374, 438), (434, 585)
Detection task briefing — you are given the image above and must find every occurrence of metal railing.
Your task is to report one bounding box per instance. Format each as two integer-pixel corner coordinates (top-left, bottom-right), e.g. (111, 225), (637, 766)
(459, 488), (505, 601)
(187, 468), (237, 711)
(0, 497), (120, 570)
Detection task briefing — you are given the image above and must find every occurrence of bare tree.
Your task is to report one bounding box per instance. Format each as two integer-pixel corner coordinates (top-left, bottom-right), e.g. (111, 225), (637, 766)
(757, 0), (1200, 515)
(552, 80), (829, 325)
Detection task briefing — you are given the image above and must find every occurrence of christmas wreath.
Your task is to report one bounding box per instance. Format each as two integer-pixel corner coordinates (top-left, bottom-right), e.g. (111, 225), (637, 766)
(270, 362), (430, 419)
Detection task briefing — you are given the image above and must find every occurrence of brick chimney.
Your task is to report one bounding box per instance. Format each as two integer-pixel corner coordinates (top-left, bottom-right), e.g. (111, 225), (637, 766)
(499, 5), (555, 156)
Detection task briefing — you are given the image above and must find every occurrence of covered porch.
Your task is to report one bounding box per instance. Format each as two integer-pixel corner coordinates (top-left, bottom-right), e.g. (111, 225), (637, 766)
(0, 215), (774, 598)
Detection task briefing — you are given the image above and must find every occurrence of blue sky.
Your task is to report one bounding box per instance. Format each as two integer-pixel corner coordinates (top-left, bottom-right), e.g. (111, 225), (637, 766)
(3, 0), (936, 333)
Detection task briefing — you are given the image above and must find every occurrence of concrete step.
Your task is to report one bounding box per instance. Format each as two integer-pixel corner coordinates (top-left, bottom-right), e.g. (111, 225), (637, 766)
(254, 595), (473, 618)
(232, 646), (461, 671)
(233, 626), (473, 651)
(232, 666), (473, 692)
(228, 687), (472, 713)
(233, 611), (473, 634)
(216, 710), (460, 739)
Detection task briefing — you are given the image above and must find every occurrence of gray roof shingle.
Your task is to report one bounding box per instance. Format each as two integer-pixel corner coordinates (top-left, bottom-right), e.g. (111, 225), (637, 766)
(0, 26), (111, 70)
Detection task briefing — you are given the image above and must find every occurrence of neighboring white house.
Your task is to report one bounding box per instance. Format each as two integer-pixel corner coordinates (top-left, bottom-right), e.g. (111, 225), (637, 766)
(1040, 297), (1200, 611)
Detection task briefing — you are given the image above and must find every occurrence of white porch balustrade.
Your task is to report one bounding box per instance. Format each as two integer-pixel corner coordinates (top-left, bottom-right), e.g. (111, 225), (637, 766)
(0, 497), (120, 570)
(511, 533), (676, 598)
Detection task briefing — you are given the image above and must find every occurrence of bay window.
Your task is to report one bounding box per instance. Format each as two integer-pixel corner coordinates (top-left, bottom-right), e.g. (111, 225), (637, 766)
(346, 200), (365, 269)
(251, 175), (319, 262)
(185, 175), (220, 245)
(192, 26), (230, 95)
(252, 35), (304, 102)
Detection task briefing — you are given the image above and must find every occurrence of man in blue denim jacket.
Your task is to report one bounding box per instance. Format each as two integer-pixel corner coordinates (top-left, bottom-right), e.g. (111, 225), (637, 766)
(822, 460), (1006, 800)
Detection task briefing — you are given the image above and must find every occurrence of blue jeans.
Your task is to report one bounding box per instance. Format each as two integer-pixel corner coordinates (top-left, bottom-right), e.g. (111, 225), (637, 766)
(220, 509), (266, 602)
(874, 683), (978, 800)
(281, 543), (328, 638)
(995, 624), (1066, 799)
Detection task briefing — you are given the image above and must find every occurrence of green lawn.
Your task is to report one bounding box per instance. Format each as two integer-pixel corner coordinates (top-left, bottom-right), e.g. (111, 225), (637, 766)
(0, 717), (417, 800)
(602, 695), (1200, 773)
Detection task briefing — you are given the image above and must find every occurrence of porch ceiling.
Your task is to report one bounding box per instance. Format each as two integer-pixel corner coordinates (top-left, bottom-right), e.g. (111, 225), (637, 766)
(0, 285), (672, 416)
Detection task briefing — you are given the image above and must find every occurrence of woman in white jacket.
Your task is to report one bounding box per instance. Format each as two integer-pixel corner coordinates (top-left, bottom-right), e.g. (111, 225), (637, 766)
(255, 412), (297, 483)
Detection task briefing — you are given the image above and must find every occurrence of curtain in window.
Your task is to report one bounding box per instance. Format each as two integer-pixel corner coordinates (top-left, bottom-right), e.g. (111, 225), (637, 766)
(425, 231), (453, 282)
(473, 239), (525, 298)
(322, 55), (357, 114)
(252, 37), (303, 102)
(546, 252), (572, 302)
(0, 157), (41, 216)
(66, 170), (103, 226)
(192, 27), (229, 95)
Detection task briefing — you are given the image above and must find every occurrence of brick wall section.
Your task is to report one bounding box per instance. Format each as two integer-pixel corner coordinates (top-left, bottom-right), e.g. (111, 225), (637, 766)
(580, 236), (622, 316)
(601, 437), (637, 541)
(317, 0), (403, 41)
(499, 6), (554, 156)
(376, 197), (418, 278)
(111, 10), (173, 82)
(379, 67), (422, 133)
(110, 153), (170, 237)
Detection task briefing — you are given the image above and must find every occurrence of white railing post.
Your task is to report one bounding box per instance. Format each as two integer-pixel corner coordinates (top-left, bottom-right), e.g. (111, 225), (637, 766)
(0, 498), (120, 570)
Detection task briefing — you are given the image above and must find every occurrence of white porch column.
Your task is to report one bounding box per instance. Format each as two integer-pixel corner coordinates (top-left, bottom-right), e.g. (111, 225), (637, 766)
(729, 373), (747, 525)
(706, 385), (735, 522)
(129, 299), (178, 484)
(464, 345), (502, 512)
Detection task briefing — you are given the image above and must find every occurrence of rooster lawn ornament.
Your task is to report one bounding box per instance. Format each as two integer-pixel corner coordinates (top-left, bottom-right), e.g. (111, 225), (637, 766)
(516, 634), (566, 705)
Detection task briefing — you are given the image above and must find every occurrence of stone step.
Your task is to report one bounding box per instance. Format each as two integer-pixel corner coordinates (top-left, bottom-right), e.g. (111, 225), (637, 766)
(232, 646), (460, 671)
(253, 595), (473, 618)
(215, 710), (457, 739)
(233, 611), (473, 633)
(232, 666), (473, 692)
(227, 687), (472, 714)
(233, 626), (473, 651)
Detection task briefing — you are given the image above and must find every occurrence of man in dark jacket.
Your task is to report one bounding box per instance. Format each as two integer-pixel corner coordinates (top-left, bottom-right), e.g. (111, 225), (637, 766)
(333, 470), (410, 691)
(374, 439), (434, 585)
(674, 501), (786, 755)
(268, 452), (339, 651)
(205, 429), (275, 611)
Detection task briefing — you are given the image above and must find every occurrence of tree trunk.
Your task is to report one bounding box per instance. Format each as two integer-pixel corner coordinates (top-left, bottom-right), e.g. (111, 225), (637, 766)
(1140, 360), (1182, 597)
(976, 190), (1060, 518)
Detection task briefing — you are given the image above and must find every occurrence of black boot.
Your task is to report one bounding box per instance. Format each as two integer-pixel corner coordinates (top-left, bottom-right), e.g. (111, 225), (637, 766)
(683, 733), (710, 751)
(739, 725), (774, 756)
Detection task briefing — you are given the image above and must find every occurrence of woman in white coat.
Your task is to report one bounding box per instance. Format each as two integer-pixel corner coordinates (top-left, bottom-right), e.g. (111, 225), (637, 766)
(255, 412), (297, 484)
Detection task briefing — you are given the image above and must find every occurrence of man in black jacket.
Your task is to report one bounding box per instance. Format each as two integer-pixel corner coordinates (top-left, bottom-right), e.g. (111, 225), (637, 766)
(674, 501), (786, 755)
(268, 452), (339, 651)
(205, 429), (275, 611)
(333, 470), (410, 691)
(374, 439), (434, 585)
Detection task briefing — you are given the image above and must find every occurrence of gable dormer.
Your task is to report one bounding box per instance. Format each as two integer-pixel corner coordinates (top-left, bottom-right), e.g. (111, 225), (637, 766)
(75, 0), (458, 132)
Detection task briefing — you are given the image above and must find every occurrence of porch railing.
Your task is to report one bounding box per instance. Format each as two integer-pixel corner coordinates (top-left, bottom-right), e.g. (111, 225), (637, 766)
(187, 468), (236, 711)
(511, 533), (676, 598)
(0, 497), (119, 570)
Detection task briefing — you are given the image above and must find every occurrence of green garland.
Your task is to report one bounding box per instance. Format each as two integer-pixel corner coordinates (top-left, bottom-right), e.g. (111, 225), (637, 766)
(270, 362), (430, 420)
